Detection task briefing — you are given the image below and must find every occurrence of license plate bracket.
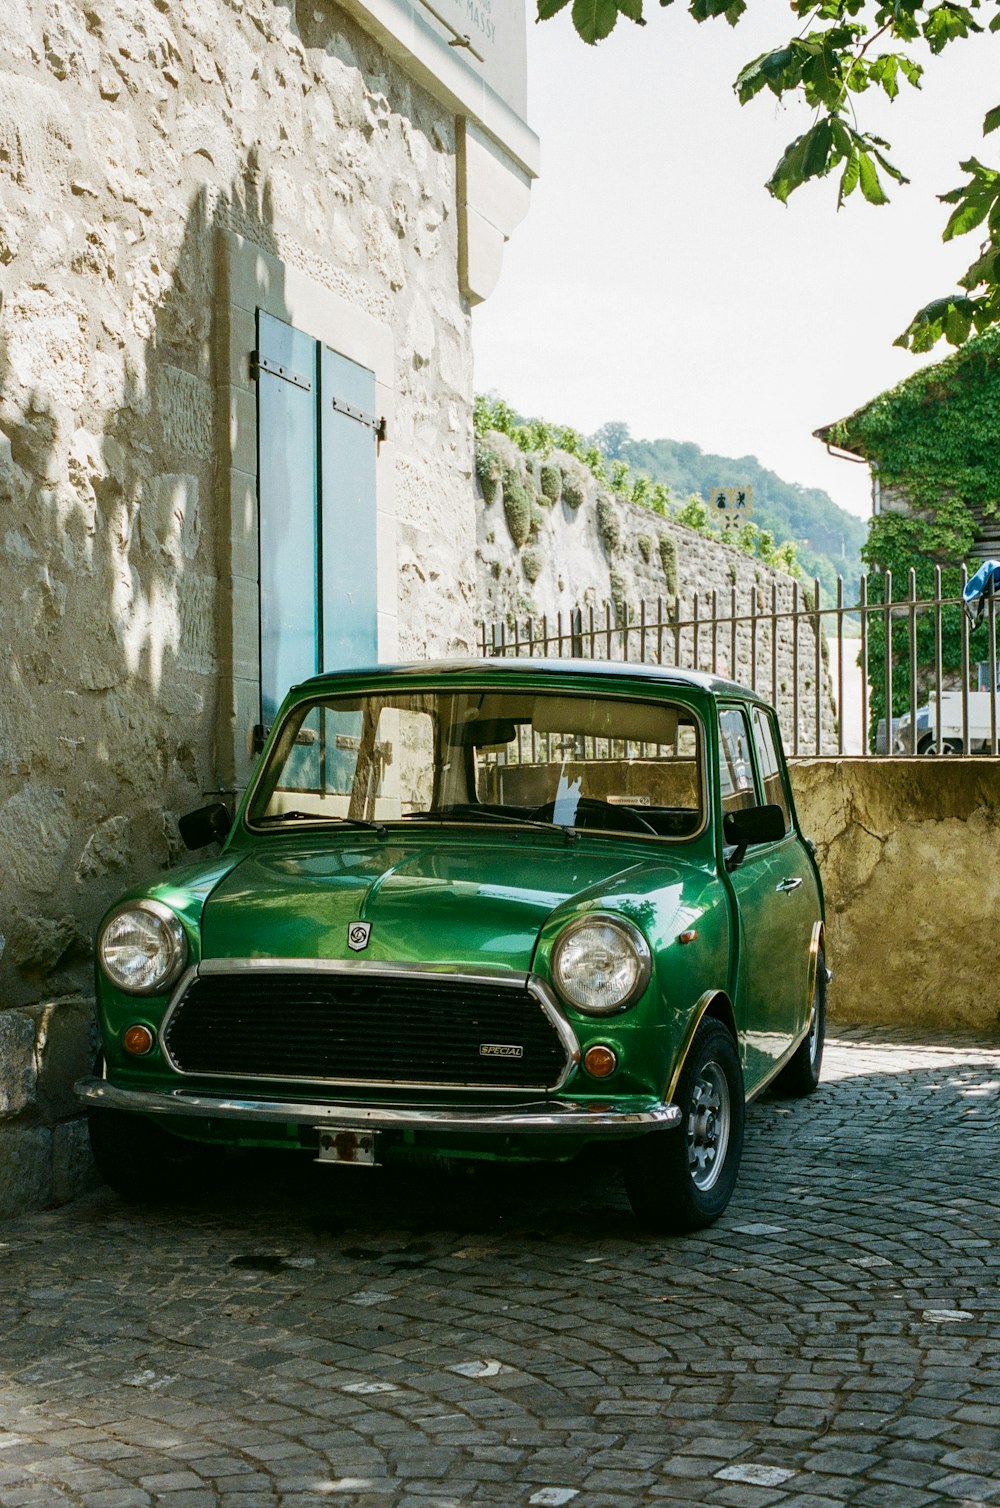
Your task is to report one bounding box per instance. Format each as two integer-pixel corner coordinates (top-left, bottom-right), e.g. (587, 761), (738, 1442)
(315, 1127), (378, 1166)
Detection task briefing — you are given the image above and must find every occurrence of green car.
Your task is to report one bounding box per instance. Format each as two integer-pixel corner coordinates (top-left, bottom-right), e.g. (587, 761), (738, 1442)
(78, 659), (827, 1232)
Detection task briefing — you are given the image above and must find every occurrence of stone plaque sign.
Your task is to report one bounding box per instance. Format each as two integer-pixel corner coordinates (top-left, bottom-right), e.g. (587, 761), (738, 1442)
(712, 486), (754, 535)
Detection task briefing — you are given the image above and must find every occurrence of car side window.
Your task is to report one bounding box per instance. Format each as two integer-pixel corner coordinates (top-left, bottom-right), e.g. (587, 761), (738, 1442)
(750, 707), (792, 833)
(717, 708), (758, 814)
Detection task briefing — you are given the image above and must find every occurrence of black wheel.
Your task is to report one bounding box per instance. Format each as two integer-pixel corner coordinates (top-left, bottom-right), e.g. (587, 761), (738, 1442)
(773, 948), (827, 1098)
(88, 1106), (208, 1201)
(917, 734), (962, 755)
(623, 1018), (745, 1233)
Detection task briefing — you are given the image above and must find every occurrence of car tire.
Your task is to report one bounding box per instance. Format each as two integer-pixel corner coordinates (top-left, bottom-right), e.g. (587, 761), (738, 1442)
(88, 1104), (208, 1202)
(773, 948), (827, 1098)
(917, 734), (963, 755)
(623, 1018), (745, 1234)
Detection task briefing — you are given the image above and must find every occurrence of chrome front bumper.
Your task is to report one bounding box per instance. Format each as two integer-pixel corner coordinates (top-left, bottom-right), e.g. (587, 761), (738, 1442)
(76, 1078), (681, 1136)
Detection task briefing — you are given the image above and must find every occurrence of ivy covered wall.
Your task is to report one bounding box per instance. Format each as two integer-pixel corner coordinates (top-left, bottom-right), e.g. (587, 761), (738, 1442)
(825, 329), (1000, 728)
(830, 329), (1000, 533)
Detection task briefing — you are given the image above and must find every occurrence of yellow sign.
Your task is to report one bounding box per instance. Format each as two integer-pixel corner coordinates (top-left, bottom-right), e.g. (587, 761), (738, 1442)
(712, 486), (753, 534)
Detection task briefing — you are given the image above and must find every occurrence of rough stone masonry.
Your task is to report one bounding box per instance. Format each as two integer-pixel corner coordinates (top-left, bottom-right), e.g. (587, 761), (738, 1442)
(0, 0), (489, 1213)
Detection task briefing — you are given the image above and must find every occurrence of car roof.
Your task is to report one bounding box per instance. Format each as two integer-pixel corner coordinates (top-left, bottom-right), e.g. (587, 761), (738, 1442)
(288, 657), (774, 706)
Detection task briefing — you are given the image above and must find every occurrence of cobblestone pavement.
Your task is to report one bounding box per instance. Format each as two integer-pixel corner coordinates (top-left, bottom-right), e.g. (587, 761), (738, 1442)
(3, 1030), (1000, 1508)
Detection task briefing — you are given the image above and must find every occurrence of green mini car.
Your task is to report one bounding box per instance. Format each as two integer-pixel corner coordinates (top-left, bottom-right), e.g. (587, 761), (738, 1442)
(78, 659), (827, 1232)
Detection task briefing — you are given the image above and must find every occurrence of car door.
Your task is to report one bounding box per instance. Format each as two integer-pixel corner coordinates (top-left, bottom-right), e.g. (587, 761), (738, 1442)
(748, 706), (819, 1038)
(718, 704), (817, 1089)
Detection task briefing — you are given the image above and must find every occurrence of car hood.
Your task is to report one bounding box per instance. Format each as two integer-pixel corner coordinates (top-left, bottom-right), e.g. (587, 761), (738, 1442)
(200, 833), (683, 974)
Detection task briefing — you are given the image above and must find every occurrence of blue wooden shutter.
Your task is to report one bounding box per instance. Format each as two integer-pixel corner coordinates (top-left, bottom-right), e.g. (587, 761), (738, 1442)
(256, 315), (379, 729)
(256, 311), (319, 725)
(319, 347), (378, 672)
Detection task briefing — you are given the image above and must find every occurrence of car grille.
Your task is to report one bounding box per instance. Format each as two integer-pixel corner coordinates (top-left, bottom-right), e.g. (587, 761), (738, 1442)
(162, 970), (570, 1090)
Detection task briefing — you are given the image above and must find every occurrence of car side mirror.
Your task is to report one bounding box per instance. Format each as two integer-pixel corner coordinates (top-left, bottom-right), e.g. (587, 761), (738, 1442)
(178, 802), (232, 851)
(723, 803), (786, 870)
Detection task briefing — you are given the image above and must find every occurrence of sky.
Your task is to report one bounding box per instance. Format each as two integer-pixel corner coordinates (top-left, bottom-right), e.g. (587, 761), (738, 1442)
(472, 6), (1000, 522)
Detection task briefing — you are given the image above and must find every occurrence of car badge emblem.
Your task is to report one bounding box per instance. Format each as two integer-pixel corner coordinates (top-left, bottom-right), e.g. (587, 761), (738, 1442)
(348, 922), (372, 952)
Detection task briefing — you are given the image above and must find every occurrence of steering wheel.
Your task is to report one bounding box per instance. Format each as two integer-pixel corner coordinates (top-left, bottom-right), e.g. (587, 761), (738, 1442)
(534, 796), (657, 835)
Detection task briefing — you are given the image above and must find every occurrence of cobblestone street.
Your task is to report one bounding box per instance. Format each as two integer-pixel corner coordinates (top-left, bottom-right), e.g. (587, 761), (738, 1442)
(2, 1030), (1000, 1507)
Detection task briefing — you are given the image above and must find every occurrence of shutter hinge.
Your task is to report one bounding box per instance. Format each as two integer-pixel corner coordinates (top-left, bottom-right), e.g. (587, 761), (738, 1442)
(332, 396), (388, 442)
(249, 352), (312, 392)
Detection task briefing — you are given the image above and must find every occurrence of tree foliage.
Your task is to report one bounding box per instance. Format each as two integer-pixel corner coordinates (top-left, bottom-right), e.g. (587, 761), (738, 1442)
(537, 0), (1000, 351)
(590, 420), (632, 459)
(847, 328), (1000, 731)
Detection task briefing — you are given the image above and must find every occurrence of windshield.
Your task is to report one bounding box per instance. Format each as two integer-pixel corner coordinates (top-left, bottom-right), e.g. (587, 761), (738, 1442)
(247, 687), (704, 840)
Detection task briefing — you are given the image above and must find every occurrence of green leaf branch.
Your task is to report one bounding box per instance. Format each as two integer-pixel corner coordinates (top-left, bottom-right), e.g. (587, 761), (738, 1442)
(537, 0), (1000, 350)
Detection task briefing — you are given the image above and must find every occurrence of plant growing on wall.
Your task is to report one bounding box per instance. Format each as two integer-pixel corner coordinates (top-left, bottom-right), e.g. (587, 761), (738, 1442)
(561, 473), (585, 510)
(522, 546), (544, 583)
(830, 331), (1000, 520)
(476, 446), (501, 503)
(659, 536), (679, 595)
(861, 523), (971, 736)
(609, 569), (627, 626)
(861, 530), (967, 736)
(540, 464), (562, 504)
(839, 329), (1000, 737)
(502, 464), (533, 548)
(596, 496), (621, 555)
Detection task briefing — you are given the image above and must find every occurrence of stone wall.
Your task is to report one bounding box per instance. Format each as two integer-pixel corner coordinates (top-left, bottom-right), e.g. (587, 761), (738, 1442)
(791, 759), (1000, 1032)
(0, 0), (482, 1213)
(475, 432), (837, 752)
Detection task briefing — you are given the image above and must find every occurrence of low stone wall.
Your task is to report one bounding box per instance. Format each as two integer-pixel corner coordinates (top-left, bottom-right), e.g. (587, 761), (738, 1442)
(791, 759), (1000, 1032)
(0, 996), (97, 1216)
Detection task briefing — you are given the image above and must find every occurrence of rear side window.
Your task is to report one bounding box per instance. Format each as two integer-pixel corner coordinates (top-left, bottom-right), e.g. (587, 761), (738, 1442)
(751, 707), (791, 833)
(717, 708), (758, 814)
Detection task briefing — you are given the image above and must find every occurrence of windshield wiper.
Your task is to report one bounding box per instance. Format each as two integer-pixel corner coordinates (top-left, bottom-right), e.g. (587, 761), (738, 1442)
(399, 807), (576, 840)
(256, 812), (387, 833)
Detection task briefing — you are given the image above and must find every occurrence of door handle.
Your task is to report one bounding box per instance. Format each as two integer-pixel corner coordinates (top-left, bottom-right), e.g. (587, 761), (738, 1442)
(775, 877), (803, 893)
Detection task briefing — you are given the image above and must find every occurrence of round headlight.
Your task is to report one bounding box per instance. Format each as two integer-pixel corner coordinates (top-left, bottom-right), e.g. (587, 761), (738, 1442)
(98, 901), (187, 996)
(551, 914), (652, 1015)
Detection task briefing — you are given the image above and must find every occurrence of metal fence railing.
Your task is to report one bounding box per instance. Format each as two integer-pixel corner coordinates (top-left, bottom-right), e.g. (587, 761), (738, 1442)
(478, 566), (1000, 758)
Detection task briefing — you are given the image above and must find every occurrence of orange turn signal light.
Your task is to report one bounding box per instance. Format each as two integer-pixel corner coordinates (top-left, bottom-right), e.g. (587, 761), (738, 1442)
(584, 1045), (618, 1079)
(123, 1024), (154, 1056)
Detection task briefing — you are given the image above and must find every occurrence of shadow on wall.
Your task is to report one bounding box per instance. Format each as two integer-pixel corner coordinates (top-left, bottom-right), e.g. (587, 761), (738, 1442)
(0, 156), (288, 1119)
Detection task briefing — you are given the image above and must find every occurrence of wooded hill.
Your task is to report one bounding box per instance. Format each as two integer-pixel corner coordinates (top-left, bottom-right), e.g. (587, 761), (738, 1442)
(612, 430), (867, 605)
